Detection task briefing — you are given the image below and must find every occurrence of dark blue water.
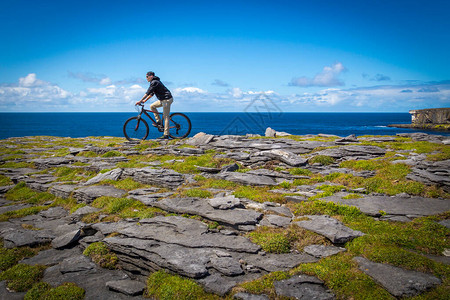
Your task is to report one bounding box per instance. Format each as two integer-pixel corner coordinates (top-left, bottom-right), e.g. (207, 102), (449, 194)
(0, 112), (448, 140)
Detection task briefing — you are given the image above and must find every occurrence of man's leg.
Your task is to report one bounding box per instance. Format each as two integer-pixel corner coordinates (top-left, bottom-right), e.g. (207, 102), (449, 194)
(149, 100), (162, 123)
(162, 98), (173, 136)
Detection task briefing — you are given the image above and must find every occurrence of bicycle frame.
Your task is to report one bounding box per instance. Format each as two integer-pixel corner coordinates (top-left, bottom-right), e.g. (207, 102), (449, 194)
(136, 105), (161, 126)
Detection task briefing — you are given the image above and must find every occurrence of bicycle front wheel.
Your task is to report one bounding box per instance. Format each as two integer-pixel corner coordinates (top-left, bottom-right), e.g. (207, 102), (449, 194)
(168, 113), (192, 139)
(123, 117), (149, 141)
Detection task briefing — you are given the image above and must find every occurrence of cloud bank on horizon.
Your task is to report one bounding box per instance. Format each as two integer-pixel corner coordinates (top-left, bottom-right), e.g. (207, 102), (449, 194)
(1, 71), (448, 112)
(0, 1), (449, 112)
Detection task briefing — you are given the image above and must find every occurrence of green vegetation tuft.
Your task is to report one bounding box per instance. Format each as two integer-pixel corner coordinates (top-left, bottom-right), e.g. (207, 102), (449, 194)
(0, 245), (37, 271)
(289, 168), (312, 176)
(52, 166), (97, 182)
(91, 196), (164, 220)
(0, 174), (13, 186)
(0, 263), (46, 292)
(5, 182), (55, 204)
(309, 155), (335, 165)
(83, 242), (118, 269)
(233, 186), (285, 204)
(342, 193), (364, 199)
(162, 153), (233, 174)
(145, 270), (219, 300)
(181, 188), (213, 198)
(239, 271), (290, 297)
(102, 177), (148, 191)
(101, 150), (123, 158)
(25, 282), (85, 300)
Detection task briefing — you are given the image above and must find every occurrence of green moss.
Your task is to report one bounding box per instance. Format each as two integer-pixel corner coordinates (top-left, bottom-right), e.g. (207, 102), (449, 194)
(0, 246), (36, 271)
(52, 166), (97, 182)
(233, 186), (285, 204)
(133, 140), (161, 151)
(76, 151), (98, 157)
(101, 150), (123, 158)
(0, 205), (49, 222)
(342, 193), (364, 199)
(247, 227), (291, 253)
(0, 263), (46, 292)
(295, 253), (392, 300)
(83, 242), (118, 269)
(102, 177), (147, 191)
(239, 271), (290, 297)
(163, 153), (233, 174)
(25, 281), (52, 300)
(181, 188), (213, 198)
(0, 161), (33, 168)
(145, 270), (218, 300)
(309, 155), (335, 165)
(278, 181), (292, 189)
(0, 174), (13, 186)
(196, 178), (238, 189)
(5, 182), (56, 204)
(289, 168), (312, 176)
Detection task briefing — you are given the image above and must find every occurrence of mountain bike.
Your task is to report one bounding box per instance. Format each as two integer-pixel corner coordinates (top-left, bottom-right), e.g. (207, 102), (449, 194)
(123, 104), (191, 141)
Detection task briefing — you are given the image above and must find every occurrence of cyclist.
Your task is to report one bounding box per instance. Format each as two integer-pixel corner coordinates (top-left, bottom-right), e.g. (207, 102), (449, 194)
(136, 71), (173, 139)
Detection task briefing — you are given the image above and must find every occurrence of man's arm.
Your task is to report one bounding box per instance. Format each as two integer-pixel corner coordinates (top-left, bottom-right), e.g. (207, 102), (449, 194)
(136, 93), (153, 105)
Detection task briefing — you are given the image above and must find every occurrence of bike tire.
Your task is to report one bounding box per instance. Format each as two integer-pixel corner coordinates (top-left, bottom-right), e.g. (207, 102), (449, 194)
(123, 116), (149, 141)
(168, 113), (192, 139)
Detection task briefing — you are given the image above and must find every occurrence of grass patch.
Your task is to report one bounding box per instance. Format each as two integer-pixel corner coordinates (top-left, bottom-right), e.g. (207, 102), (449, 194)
(195, 178), (239, 190)
(101, 150), (123, 158)
(0, 161), (33, 168)
(180, 188), (213, 198)
(25, 282), (85, 300)
(0, 244), (42, 271)
(52, 166), (97, 182)
(239, 271), (290, 297)
(247, 225), (330, 254)
(342, 193), (364, 199)
(76, 150), (98, 158)
(83, 242), (118, 269)
(233, 186), (285, 204)
(101, 177), (148, 191)
(5, 182), (56, 204)
(0, 263), (46, 292)
(133, 140), (161, 151)
(162, 153), (234, 174)
(309, 155), (335, 165)
(0, 174), (13, 186)
(0, 205), (49, 222)
(91, 196), (165, 220)
(145, 270), (219, 300)
(295, 253), (392, 300)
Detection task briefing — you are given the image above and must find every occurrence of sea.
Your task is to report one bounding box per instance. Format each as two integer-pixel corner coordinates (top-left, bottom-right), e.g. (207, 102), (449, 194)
(0, 112), (449, 140)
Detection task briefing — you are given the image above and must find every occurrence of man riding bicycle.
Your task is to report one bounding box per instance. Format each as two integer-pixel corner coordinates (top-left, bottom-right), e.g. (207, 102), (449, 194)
(136, 71), (173, 139)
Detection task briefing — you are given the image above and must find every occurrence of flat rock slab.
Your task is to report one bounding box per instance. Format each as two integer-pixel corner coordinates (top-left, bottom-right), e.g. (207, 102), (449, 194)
(259, 215), (292, 228)
(122, 167), (185, 188)
(215, 172), (277, 186)
(353, 256), (441, 297)
(59, 255), (96, 273)
(84, 168), (123, 185)
(274, 274), (335, 300)
(295, 215), (364, 244)
(51, 229), (81, 249)
(106, 279), (146, 296)
(244, 253), (318, 272)
(21, 247), (83, 266)
(304, 244), (346, 258)
(73, 185), (126, 204)
(234, 292), (269, 300)
(152, 197), (263, 226)
(2, 229), (55, 248)
(322, 194), (450, 217)
(49, 184), (78, 199)
(261, 149), (307, 167)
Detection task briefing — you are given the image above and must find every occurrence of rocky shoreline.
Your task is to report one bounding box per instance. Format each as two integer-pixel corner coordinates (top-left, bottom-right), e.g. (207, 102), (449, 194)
(0, 130), (449, 299)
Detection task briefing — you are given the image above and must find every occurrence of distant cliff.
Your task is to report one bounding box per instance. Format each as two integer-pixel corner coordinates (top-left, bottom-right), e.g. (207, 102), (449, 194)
(388, 108), (450, 131)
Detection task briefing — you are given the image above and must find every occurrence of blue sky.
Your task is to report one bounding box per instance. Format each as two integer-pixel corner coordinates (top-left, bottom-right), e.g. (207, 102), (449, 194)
(0, 0), (449, 112)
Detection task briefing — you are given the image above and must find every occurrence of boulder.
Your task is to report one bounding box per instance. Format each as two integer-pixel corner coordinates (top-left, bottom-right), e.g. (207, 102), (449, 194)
(84, 168), (123, 186)
(274, 274), (335, 300)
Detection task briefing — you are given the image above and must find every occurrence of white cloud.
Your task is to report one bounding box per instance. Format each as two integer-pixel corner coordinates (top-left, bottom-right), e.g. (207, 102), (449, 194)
(173, 87), (207, 95)
(18, 73), (47, 87)
(289, 62), (347, 87)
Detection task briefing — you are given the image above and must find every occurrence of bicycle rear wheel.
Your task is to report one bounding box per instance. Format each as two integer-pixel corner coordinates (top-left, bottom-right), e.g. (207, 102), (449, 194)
(168, 113), (191, 139)
(123, 117), (149, 141)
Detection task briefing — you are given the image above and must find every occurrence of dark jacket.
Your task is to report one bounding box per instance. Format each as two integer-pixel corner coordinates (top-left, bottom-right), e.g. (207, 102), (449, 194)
(146, 76), (172, 100)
